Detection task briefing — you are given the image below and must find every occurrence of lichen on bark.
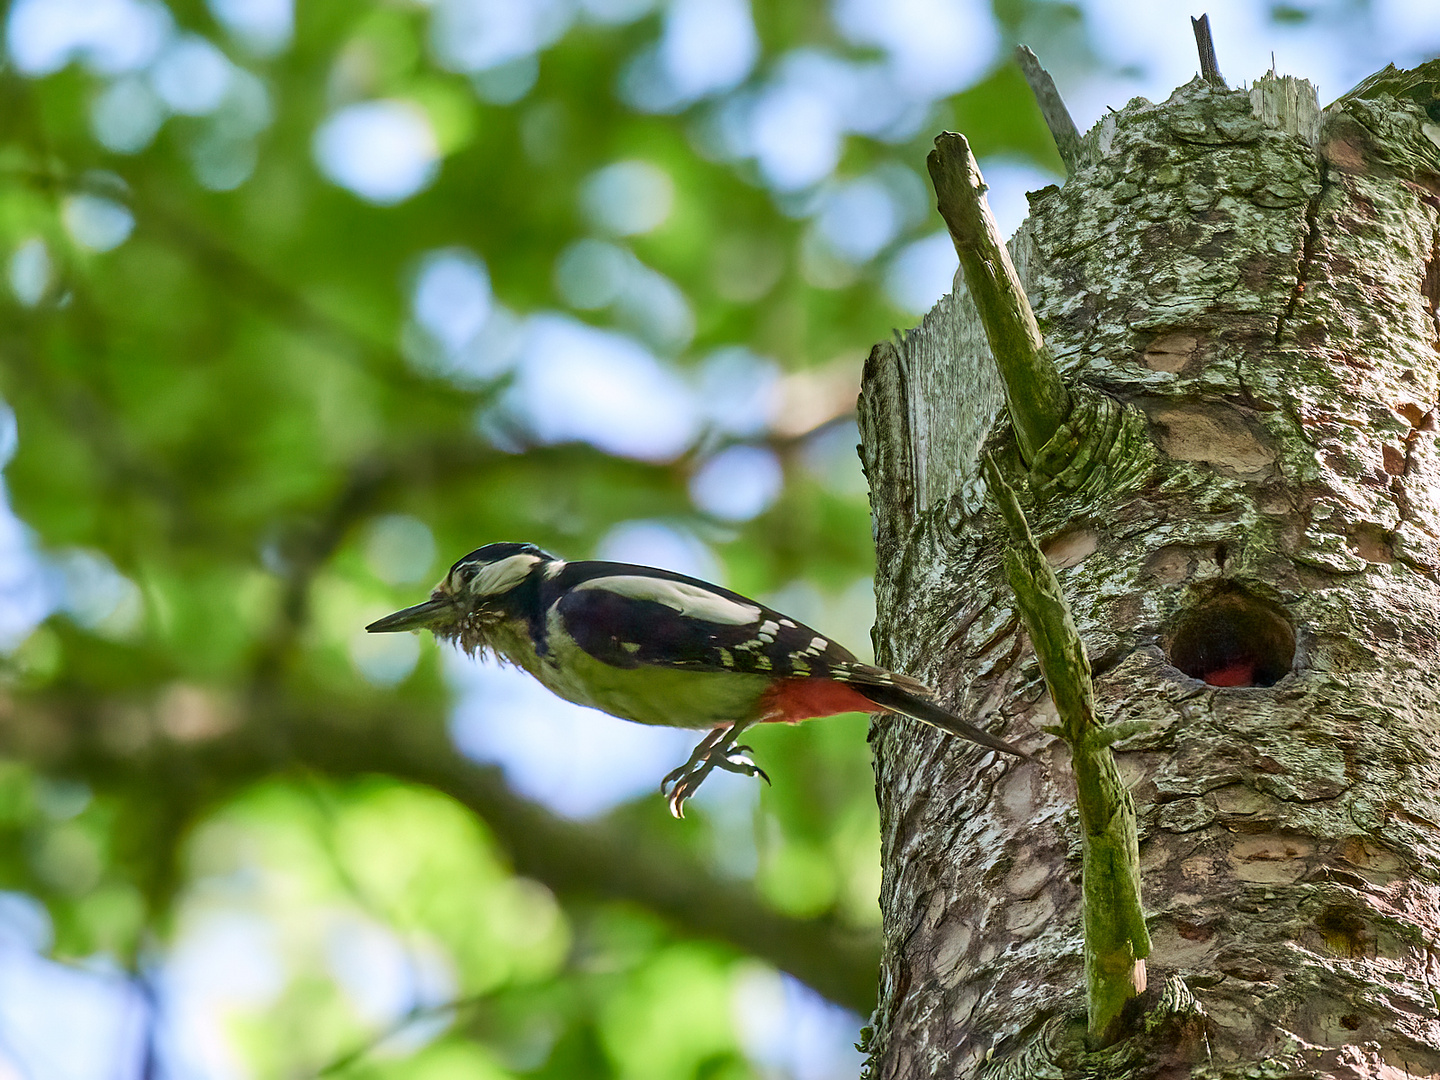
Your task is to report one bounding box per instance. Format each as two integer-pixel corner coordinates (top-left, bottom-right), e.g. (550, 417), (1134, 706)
(858, 63), (1440, 1078)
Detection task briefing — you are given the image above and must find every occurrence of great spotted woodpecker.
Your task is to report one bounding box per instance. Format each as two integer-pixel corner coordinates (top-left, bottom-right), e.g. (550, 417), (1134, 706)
(367, 542), (1029, 816)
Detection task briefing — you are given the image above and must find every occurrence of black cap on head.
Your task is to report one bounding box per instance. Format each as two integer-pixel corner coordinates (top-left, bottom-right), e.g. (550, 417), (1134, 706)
(450, 542), (553, 573)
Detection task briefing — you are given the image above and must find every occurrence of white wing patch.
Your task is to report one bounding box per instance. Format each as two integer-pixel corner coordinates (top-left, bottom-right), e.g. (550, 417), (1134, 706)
(575, 575), (762, 626)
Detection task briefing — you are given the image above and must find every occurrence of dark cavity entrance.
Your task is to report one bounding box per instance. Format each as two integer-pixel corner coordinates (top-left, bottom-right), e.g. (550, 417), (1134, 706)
(1167, 588), (1295, 688)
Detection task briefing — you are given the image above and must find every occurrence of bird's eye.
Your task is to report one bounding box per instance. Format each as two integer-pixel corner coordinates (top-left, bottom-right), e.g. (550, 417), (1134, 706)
(456, 565), (479, 586)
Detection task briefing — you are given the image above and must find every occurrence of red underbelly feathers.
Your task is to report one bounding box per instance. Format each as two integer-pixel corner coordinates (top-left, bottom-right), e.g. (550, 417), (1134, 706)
(759, 678), (879, 724)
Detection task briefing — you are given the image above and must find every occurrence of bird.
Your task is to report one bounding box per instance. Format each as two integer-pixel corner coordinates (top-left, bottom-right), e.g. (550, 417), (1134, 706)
(367, 542), (1030, 816)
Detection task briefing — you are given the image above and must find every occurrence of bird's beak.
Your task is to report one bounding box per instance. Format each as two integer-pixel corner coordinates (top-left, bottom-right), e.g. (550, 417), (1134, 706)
(366, 598), (453, 633)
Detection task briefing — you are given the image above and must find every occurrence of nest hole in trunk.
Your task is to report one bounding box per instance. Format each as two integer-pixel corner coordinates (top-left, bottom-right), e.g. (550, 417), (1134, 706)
(1167, 586), (1295, 688)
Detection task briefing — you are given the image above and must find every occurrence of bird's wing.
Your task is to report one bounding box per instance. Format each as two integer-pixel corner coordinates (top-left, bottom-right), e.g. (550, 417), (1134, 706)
(550, 570), (1030, 758)
(550, 572), (862, 679)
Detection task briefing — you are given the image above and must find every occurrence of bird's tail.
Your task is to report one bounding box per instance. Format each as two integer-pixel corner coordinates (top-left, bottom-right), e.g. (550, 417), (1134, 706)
(854, 677), (1031, 760)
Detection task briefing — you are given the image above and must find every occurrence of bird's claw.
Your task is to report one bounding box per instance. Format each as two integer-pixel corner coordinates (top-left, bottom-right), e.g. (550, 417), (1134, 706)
(719, 746), (770, 784)
(660, 725), (767, 817)
(662, 772), (705, 818)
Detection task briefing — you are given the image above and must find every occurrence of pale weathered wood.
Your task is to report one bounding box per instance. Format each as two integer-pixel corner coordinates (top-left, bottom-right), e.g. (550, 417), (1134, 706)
(1015, 46), (1082, 174)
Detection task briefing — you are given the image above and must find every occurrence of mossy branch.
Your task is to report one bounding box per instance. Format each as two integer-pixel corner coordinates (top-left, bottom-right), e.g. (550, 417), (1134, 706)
(926, 133), (1070, 464)
(984, 454), (1151, 1046)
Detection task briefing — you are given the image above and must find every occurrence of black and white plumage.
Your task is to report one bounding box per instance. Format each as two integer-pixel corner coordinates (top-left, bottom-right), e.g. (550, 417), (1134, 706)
(367, 542), (1029, 815)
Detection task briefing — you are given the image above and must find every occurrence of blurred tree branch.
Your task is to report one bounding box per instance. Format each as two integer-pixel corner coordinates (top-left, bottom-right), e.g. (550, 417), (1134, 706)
(0, 688), (880, 1013)
(311, 989), (494, 1078)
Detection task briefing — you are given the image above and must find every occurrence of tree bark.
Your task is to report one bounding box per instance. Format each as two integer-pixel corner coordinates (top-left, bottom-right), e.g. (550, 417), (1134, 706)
(859, 65), (1440, 1078)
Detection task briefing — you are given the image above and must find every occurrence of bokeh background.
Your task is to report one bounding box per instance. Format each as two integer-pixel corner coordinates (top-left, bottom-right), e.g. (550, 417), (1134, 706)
(0, 1), (1434, 1077)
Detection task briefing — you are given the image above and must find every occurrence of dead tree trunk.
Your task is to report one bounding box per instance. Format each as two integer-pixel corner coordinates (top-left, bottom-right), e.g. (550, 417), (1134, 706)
(858, 61), (1440, 1079)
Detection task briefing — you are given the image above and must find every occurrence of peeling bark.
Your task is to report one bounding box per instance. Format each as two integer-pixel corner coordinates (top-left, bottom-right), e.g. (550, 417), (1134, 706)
(859, 67), (1440, 1078)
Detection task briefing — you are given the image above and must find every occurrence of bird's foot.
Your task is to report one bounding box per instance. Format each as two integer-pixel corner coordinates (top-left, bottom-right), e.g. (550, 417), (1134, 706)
(661, 725), (769, 818)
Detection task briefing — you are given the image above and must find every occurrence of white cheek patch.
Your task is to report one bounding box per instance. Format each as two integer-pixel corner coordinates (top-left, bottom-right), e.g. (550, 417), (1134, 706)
(463, 554), (542, 596)
(577, 576), (762, 625)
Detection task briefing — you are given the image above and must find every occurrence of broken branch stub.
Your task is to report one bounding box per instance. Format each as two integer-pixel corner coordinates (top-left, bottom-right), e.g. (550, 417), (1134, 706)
(1015, 45), (1083, 174)
(926, 133), (1070, 465)
(1191, 14), (1225, 86)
